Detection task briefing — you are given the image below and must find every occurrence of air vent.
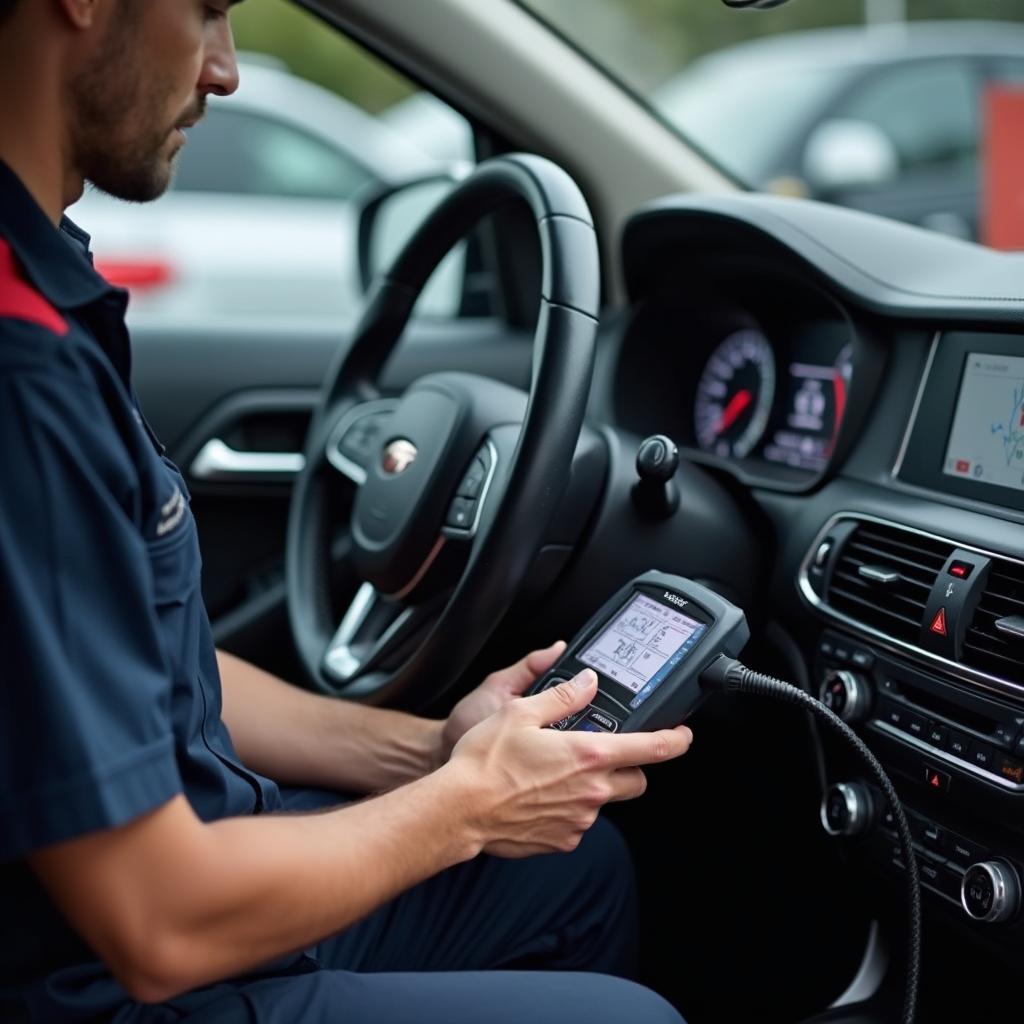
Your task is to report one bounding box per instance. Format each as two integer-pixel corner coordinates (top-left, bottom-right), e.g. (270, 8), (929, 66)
(963, 561), (1024, 685)
(825, 522), (953, 643)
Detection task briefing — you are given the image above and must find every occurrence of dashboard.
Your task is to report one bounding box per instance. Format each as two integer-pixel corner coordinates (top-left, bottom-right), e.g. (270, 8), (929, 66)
(601, 192), (1024, 999)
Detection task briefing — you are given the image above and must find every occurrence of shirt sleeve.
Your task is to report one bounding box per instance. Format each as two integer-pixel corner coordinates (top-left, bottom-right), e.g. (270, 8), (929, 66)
(0, 368), (181, 862)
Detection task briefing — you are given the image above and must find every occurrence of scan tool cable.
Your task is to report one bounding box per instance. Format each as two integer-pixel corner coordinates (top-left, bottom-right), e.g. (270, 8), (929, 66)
(700, 656), (921, 1024)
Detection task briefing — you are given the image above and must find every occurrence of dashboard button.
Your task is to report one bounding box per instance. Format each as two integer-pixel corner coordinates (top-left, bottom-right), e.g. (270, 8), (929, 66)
(851, 648), (874, 670)
(969, 743), (996, 772)
(995, 755), (1024, 786)
(926, 722), (948, 748)
(936, 864), (965, 903)
(921, 821), (948, 854)
(819, 637), (836, 659)
(877, 700), (906, 730)
(949, 833), (988, 866)
(905, 712), (929, 740)
(947, 731), (971, 759)
(923, 765), (950, 792)
(991, 723), (1018, 751)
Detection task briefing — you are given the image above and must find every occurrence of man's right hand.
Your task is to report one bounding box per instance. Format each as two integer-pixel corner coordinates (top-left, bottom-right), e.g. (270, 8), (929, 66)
(444, 669), (693, 859)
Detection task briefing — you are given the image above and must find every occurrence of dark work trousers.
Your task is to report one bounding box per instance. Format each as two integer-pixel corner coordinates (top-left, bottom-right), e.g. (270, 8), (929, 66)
(136, 789), (685, 1024)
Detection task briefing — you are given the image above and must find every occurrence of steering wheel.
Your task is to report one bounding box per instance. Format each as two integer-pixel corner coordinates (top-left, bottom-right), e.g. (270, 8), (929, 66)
(286, 154), (600, 708)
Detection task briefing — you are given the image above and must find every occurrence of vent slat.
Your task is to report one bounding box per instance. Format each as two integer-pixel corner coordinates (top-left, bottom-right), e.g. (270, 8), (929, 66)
(964, 559), (1024, 684)
(842, 541), (945, 581)
(834, 559), (933, 595)
(825, 521), (949, 646)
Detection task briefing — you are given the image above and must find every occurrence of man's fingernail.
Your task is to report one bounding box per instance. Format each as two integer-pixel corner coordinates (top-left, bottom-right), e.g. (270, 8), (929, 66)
(682, 726), (694, 744)
(571, 669), (595, 690)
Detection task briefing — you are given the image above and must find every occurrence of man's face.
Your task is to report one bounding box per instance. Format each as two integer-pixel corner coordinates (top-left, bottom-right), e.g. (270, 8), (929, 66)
(69, 0), (239, 203)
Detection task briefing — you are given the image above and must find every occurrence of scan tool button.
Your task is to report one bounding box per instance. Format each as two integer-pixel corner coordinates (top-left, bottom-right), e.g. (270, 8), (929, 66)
(577, 709), (620, 733)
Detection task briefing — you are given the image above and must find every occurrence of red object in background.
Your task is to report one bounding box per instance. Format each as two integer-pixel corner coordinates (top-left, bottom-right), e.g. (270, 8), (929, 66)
(94, 259), (174, 291)
(955, 459), (970, 474)
(982, 86), (1024, 250)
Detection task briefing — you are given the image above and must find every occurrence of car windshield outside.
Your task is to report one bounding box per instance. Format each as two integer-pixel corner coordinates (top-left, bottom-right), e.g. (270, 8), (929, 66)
(518, 0), (1024, 249)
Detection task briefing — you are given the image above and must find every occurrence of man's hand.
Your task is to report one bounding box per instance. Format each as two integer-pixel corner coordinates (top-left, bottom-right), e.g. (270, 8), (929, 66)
(446, 668), (693, 859)
(438, 640), (567, 768)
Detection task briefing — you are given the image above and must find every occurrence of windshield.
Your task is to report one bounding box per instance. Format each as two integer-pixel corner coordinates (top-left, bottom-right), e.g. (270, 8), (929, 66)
(519, 0), (1024, 250)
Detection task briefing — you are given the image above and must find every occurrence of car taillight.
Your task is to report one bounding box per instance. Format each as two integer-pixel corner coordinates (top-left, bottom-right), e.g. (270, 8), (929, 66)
(94, 259), (174, 291)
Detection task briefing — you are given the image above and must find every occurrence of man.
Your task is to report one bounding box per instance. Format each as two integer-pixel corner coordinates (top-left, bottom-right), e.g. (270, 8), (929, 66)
(0, 2), (692, 1021)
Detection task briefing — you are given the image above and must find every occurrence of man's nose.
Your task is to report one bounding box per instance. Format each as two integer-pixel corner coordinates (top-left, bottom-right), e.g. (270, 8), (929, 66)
(199, 19), (240, 98)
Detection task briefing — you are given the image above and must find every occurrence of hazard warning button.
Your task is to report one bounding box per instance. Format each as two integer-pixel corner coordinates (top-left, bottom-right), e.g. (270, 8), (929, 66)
(930, 607), (948, 636)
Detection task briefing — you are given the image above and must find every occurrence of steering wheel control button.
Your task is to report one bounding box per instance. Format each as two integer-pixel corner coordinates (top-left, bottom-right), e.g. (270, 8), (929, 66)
(456, 461), (486, 499)
(820, 782), (872, 837)
(446, 497), (476, 530)
(820, 669), (869, 724)
(962, 862), (1020, 923)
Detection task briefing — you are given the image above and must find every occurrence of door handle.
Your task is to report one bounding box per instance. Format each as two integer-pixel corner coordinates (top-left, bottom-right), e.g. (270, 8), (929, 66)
(190, 438), (305, 482)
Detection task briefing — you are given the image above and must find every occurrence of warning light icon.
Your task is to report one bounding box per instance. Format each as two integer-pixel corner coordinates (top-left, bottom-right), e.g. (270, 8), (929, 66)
(930, 607), (948, 637)
(928, 772), (942, 788)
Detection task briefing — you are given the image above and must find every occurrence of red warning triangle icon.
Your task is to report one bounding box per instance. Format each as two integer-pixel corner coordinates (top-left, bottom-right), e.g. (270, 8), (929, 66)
(930, 607), (948, 636)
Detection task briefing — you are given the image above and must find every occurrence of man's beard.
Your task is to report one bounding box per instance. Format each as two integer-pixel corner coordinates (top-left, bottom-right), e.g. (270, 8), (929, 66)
(68, 15), (201, 203)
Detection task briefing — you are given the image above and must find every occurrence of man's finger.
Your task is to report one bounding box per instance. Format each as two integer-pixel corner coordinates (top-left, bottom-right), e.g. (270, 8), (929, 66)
(518, 668), (597, 725)
(502, 640), (567, 696)
(606, 767), (648, 803)
(573, 724), (694, 769)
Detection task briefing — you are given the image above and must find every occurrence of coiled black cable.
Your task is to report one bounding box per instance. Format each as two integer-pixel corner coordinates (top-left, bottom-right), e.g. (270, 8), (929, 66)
(700, 656), (920, 1024)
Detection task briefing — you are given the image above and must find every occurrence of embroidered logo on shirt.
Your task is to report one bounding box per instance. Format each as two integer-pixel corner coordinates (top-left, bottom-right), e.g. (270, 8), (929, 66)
(156, 486), (186, 537)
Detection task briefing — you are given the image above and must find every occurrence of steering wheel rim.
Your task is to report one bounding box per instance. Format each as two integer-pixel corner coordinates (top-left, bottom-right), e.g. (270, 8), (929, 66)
(286, 154), (600, 709)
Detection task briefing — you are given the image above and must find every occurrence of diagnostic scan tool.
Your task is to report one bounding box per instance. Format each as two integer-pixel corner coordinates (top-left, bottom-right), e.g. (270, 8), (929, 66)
(528, 571), (749, 733)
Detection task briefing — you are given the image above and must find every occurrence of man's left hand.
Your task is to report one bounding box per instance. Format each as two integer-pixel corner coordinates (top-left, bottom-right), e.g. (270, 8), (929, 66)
(437, 640), (566, 767)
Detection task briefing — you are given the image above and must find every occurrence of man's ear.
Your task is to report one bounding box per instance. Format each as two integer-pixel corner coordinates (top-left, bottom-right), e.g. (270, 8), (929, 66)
(55, 0), (101, 31)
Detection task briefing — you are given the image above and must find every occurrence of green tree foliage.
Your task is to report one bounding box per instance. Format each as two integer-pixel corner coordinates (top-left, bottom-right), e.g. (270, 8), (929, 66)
(230, 0), (414, 112)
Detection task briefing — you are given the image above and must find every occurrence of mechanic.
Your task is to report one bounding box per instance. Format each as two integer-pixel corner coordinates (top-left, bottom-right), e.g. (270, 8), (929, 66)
(0, 2), (692, 1021)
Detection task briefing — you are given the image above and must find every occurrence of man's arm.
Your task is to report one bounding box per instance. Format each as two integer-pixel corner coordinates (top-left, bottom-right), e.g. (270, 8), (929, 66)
(217, 650), (444, 793)
(30, 675), (690, 1003)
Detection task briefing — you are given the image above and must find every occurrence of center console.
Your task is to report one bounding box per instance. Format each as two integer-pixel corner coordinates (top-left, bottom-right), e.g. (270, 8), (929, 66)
(799, 511), (1024, 954)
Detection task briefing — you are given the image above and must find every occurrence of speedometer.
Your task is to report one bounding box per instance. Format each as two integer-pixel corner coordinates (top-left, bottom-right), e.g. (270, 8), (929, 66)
(694, 329), (776, 458)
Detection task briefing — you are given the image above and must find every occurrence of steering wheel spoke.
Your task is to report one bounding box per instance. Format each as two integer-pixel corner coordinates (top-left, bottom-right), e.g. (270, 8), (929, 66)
(322, 583), (439, 689)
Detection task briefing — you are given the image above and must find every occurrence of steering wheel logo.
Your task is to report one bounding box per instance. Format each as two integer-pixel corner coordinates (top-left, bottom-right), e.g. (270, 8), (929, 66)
(381, 439), (418, 475)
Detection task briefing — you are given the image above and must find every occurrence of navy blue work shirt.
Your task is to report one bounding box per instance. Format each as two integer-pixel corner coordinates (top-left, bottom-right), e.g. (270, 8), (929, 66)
(0, 161), (292, 1020)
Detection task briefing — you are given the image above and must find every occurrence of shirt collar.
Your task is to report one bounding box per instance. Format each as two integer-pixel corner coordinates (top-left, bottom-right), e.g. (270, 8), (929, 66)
(0, 160), (115, 311)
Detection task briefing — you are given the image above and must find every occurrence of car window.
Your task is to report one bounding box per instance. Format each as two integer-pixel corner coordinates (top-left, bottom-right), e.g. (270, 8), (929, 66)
(832, 60), (978, 178)
(173, 108), (376, 201)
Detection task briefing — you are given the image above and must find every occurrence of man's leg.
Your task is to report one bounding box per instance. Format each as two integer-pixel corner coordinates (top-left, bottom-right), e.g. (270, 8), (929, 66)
(313, 814), (638, 977)
(172, 967), (683, 1024)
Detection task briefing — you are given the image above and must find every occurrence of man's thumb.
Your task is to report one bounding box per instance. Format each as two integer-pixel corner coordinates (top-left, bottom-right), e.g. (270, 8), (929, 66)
(524, 669), (598, 726)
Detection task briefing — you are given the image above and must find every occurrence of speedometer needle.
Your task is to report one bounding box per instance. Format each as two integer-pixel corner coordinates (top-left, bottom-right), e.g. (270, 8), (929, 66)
(717, 389), (752, 436)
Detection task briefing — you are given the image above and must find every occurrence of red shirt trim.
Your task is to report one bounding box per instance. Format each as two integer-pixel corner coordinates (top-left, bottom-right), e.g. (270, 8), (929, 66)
(0, 237), (69, 336)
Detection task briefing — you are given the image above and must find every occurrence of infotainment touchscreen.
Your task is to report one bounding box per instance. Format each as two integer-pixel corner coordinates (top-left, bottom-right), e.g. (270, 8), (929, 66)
(943, 353), (1024, 493)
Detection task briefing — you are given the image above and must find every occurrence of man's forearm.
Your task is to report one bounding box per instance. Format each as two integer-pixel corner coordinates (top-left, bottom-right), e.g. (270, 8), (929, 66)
(33, 770), (481, 1003)
(217, 651), (443, 793)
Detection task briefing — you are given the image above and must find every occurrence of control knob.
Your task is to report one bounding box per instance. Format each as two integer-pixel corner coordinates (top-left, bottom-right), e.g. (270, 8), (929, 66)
(819, 668), (870, 724)
(820, 782), (874, 837)
(961, 861), (1020, 923)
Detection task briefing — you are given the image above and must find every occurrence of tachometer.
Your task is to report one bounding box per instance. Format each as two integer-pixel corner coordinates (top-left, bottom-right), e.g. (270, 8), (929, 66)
(694, 329), (776, 458)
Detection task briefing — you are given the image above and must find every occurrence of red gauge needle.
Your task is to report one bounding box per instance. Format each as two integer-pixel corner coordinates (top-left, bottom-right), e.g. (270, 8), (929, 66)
(717, 388), (752, 436)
